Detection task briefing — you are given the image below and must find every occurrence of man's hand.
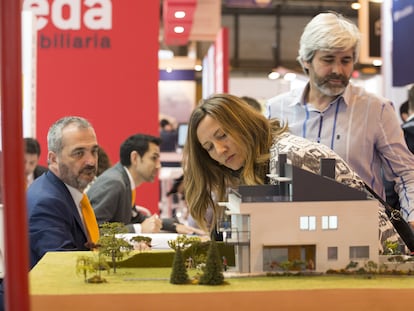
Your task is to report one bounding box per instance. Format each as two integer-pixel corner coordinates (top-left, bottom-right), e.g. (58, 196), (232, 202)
(141, 215), (162, 233)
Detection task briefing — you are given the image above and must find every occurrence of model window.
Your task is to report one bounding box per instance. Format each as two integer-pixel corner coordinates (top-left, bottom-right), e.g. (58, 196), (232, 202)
(299, 216), (316, 230)
(321, 215), (338, 229)
(327, 246), (338, 260)
(263, 247), (288, 271)
(349, 246), (369, 259)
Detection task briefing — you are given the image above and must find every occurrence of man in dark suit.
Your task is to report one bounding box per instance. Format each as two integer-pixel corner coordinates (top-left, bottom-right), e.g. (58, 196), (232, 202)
(24, 137), (48, 188)
(87, 134), (204, 235)
(27, 116), (100, 268)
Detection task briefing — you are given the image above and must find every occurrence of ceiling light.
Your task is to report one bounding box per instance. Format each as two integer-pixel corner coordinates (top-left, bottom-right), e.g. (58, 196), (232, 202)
(174, 26), (185, 34)
(351, 2), (361, 10)
(268, 72), (280, 80)
(174, 11), (186, 18)
(158, 49), (174, 59)
(254, 0), (272, 5)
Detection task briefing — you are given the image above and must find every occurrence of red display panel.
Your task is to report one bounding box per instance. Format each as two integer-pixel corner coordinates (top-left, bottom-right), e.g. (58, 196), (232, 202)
(23, 0), (160, 212)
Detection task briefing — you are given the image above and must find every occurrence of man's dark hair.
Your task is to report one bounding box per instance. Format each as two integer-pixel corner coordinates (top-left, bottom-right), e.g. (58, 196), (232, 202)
(160, 119), (170, 129)
(400, 100), (408, 119)
(24, 137), (41, 156)
(120, 134), (161, 166)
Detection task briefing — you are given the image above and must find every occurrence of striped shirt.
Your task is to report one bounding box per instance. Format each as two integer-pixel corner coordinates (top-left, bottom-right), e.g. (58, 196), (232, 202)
(266, 82), (414, 222)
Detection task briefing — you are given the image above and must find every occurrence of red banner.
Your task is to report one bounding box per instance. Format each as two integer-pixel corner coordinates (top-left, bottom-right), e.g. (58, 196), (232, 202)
(23, 0), (160, 212)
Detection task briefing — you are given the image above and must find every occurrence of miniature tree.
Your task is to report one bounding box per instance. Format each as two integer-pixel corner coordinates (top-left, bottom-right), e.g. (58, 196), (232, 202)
(76, 254), (110, 283)
(387, 255), (406, 271)
(76, 256), (96, 282)
(199, 238), (224, 285)
(185, 240), (209, 267)
(378, 262), (389, 274)
(98, 222), (133, 273)
(364, 260), (378, 274)
(345, 260), (359, 272)
(170, 246), (189, 284)
(279, 260), (294, 273)
(168, 235), (202, 251)
(130, 236), (152, 252)
(168, 235), (206, 267)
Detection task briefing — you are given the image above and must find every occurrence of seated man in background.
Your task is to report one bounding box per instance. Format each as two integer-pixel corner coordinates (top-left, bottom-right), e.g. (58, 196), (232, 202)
(27, 116), (100, 268)
(24, 137), (48, 188)
(87, 133), (204, 235)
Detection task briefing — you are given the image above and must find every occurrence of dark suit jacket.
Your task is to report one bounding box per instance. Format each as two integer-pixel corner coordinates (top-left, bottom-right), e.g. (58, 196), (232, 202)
(27, 171), (89, 269)
(33, 165), (48, 179)
(87, 163), (177, 233)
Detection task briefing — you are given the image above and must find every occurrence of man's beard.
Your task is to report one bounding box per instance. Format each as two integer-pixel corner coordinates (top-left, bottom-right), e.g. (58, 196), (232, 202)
(144, 173), (155, 183)
(58, 163), (96, 191)
(313, 73), (349, 97)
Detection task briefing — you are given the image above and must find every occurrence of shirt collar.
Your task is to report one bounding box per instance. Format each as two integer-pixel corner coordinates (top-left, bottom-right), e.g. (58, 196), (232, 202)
(288, 84), (310, 107)
(66, 184), (84, 206)
(406, 114), (414, 123)
(26, 173), (34, 188)
(123, 166), (136, 190)
(340, 83), (352, 106)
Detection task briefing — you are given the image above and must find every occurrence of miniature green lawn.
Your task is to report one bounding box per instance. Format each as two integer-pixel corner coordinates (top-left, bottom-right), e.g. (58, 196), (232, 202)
(30, 251), (414, 296)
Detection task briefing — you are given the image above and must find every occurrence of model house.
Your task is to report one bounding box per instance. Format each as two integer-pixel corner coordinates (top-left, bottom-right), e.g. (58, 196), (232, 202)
(219, 160), (379, 273)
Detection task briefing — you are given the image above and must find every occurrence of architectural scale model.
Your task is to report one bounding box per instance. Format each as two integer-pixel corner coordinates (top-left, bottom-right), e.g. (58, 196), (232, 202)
(218, 157), (379, 274)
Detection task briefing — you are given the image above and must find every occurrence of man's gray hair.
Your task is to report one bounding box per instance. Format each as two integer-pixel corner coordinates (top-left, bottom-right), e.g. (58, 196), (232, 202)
(47, 116), (92, 153)
(297, 12), (361, 74)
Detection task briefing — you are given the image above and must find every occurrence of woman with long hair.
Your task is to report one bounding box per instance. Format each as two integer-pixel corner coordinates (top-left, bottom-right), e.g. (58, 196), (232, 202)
(183, 93), (364, 232)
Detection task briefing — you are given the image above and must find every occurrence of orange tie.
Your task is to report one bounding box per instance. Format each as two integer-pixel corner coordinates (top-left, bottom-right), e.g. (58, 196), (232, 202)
(131, 189), (136, 207)
(80, 194), (100, 244)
